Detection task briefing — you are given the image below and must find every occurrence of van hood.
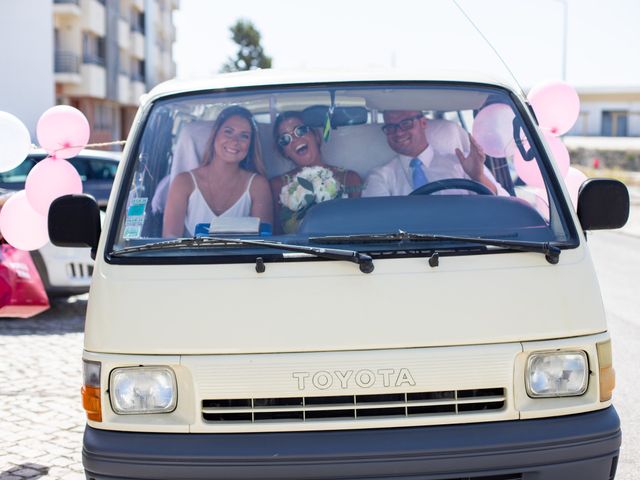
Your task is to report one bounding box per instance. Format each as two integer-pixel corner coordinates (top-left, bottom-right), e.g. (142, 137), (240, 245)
(85, 247), (606, 354)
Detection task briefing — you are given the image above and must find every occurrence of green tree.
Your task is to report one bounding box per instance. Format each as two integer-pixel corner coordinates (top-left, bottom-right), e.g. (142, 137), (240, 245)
(220, 19), (272, 72)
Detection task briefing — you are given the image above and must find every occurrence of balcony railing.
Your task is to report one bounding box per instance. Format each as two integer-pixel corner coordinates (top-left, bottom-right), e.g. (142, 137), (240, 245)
(54, 51), (80, 74)
(83, 53), (106, 67)
(130, 72), (145, 82)
(131, 23), (146, 34)
(54, 0), (80, 4)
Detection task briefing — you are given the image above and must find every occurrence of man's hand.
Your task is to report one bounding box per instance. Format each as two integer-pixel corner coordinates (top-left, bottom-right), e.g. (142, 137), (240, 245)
(455, 134), (497, 194)
(455, 134), (485, 180)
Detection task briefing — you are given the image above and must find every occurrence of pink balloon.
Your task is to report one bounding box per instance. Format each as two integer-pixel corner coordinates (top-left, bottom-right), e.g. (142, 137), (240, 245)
(564, 167), (588, 208)
(36, 105), (90, 159)
(0, 191), (49, 251)
(544, 133), (570, 178)
(528, 81), (580, 136)
(514, 134), (570, 188)
(514, 140), (544, 188)
(25, 157), (83, 215)
(472, 104), (516, 157)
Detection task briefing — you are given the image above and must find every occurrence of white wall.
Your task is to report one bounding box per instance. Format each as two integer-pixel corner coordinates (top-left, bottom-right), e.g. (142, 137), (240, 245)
(569, 99), (640, 137)
(0, 0), (54, 138)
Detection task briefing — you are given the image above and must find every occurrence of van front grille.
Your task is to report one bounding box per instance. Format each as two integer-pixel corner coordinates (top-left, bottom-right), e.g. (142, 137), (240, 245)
(202, 387), (505, 423)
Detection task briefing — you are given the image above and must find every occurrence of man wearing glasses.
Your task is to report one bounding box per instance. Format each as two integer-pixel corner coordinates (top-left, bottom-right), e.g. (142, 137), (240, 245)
(362, 110), (506, 197)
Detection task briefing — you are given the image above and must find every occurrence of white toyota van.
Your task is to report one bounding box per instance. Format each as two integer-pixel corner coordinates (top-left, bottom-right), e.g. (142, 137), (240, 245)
(49, 70), (629, 480)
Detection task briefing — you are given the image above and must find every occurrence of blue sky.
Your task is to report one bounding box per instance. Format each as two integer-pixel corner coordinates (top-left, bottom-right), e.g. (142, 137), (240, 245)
(173, 0), (639, 88)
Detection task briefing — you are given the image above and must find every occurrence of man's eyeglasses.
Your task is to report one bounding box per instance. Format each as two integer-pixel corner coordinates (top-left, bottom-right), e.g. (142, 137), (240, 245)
(381, 114), (424, 136)
(277, 124), (311, 147)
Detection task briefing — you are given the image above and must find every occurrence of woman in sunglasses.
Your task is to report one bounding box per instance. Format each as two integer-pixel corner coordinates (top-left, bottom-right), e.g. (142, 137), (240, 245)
(163, 105), (273, 237)
(271, 111), (362, 233)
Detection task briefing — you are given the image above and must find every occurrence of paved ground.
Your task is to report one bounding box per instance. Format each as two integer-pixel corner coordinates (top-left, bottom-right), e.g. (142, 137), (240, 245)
(620, 186), (640, 236)
(0, 297), (86, 480)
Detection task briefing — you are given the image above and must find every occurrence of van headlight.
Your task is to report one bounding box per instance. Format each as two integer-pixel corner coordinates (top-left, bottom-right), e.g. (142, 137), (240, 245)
(526, 351), (588, 398)
(110, 366), (177, 414)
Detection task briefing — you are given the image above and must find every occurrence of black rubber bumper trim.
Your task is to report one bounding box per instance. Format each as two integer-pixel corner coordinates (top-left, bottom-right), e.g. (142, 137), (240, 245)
(83, 407), (621, 480)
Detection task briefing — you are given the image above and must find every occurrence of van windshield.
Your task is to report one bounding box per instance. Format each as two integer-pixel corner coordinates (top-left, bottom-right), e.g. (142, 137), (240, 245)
(109, 83), (577, 263)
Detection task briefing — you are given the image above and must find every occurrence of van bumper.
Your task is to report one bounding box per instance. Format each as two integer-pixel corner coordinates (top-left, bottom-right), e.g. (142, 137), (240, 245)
(83, 406), (621, 480)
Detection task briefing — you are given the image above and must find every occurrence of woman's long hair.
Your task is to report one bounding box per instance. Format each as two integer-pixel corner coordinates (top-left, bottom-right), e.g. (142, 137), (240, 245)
(201, 105), (265, 175)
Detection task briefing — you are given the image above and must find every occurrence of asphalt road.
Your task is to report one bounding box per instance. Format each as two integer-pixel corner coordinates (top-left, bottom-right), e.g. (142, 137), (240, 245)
(0, 230), (638, 479)
(588, 230), (640, 480)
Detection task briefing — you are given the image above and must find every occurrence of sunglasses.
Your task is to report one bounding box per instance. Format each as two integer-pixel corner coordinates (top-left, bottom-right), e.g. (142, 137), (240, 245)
(381, 114), (424, 136)
(277, 124), (311, 147)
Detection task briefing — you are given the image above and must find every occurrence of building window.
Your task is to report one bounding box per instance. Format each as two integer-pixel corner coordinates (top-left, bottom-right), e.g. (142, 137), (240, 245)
(601, 110), (629, 137)
(119, 50), (130, 75)
(131, 9), (145, 34)
(82, 32), (106, 66)
(130, 59), (145, 82)
(95, 103), (114, 130)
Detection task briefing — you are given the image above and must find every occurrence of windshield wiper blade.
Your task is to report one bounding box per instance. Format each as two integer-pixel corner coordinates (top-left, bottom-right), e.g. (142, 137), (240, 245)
(206, 237), (374, 273)
(310, 230), (561, 264)
(113, 236), (375, 273)
(112, 237), (231, 255)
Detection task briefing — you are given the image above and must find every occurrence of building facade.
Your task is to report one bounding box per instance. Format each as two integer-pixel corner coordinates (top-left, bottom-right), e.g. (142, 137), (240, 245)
(53, 0), (178, 146)
(0, 1), (55, 140)
(568, 87), (640, 138)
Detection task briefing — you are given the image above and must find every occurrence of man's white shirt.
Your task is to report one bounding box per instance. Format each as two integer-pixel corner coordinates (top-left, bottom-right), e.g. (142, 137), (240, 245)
(362, 145), (508, 197)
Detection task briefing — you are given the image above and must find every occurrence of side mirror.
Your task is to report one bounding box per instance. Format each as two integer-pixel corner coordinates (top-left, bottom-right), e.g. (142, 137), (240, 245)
(577, 178), (629, 230)
(48, 194), (101, 258)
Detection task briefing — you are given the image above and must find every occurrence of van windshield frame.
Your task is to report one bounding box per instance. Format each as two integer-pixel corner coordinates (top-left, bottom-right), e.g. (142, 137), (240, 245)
(105, 81), (580, 265)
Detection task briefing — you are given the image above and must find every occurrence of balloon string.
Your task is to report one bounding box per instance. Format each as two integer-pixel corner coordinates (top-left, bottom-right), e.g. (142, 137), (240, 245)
(82, 140), (127, 149)
(31, 140), (126, 154)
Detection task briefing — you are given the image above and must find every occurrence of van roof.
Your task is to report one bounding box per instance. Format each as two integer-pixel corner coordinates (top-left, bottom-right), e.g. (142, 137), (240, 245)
(145, 69), (521, 104)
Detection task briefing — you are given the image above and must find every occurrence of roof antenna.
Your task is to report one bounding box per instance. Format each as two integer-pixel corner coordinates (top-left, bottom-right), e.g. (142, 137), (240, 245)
(451, 0), (526, 97)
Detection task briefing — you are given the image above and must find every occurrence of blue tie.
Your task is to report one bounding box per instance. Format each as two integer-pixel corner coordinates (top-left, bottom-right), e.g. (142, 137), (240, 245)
(410, 158), (428, 189)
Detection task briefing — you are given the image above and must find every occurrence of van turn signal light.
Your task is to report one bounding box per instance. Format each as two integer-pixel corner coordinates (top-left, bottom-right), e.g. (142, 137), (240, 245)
(597, 340), (615, 402)
(81, 385), (102, 422)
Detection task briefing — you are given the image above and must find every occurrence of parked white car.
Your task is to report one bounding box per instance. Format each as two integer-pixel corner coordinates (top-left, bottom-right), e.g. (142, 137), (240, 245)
(0, 149), (120, 209)
(0, 148), (118, 297)
(29, 239), (94, 297)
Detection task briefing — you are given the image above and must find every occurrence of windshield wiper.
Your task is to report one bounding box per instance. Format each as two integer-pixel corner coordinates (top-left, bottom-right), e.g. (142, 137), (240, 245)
(112, 236), (375, 273)
(309, 230), (562, 265)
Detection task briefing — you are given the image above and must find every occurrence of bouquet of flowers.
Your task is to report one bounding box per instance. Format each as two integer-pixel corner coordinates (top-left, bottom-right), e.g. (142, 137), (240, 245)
(279, 166), (343, 232)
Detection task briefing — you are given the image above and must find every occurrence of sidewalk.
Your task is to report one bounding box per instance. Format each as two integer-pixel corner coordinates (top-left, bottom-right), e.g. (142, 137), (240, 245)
(620, 186), (640, 237)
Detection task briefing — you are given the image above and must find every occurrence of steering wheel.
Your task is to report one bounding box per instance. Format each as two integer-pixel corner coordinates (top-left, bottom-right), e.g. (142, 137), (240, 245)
(410, 178), (493, 196)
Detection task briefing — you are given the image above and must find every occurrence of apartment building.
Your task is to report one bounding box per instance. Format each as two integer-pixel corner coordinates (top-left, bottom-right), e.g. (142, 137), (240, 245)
(53, 0), (178, 146)
(0, 1), (55, 139)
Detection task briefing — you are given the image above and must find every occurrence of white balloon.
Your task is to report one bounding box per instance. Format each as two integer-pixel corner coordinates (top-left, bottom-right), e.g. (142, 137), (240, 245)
(0, 111), (32, 173)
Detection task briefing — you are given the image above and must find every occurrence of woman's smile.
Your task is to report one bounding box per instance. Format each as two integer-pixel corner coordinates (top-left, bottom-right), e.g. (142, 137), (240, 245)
(294, 142), (309, 155)
(214, 115), (251, 164)
(279, 118), (321, 166)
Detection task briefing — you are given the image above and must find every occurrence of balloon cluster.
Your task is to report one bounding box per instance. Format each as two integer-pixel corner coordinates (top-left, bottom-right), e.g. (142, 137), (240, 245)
(472, 80), (587, 207)
(0, 106), (89, 250)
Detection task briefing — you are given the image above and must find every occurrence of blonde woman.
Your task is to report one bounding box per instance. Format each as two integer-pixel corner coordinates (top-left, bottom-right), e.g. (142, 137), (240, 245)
(163, 106), (273, 237)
